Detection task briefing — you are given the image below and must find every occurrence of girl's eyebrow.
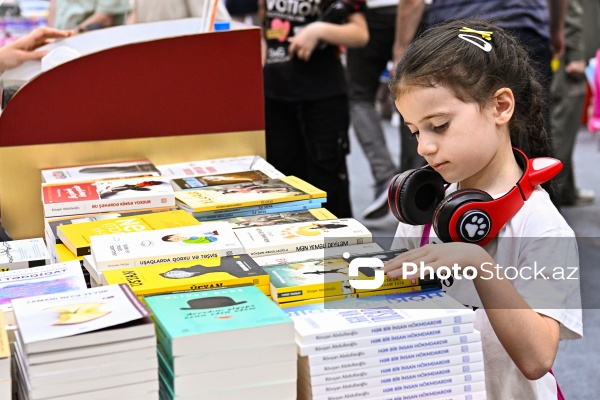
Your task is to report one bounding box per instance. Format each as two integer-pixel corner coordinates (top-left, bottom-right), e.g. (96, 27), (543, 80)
(404, 112), (450, 126)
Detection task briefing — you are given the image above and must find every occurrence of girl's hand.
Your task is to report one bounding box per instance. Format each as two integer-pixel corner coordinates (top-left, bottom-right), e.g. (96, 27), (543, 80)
(384, 242), (493, 280)
(288, 22), (325, 62)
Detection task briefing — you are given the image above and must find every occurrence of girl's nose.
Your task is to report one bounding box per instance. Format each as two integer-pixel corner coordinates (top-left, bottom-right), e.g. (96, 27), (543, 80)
(416, 133), (437, 157)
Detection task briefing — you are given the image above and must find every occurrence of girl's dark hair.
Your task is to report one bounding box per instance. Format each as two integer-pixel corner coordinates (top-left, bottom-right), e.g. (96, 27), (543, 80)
(390, 19), (554, 192)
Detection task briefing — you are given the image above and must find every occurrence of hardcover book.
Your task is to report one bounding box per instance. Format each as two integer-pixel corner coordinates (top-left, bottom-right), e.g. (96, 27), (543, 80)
(252, 242), (383, 267)
(41, 159), (161, 184)
(103, 254), (269, 297)
(291, 289), (476, 345)
(12, 284), (152, 354)
(175, 176), (326, 213)
(156, 155), (284, 179)
(90, 222), (245, 270)
(233, 218), (372, 257)
(170, 170), (271, 190)
(223, 208), (336, 229)
(143, 286), (294, 357)
(57, 210), (200, 257)
(0, 261), (87, 329)
(0, 238), (50, 271)
(42, 176), (176, 217)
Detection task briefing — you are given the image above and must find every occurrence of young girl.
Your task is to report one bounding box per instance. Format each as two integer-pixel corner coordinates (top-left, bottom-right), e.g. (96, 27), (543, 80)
(261, 0), (369, 218)
(384, 20), (582, 399)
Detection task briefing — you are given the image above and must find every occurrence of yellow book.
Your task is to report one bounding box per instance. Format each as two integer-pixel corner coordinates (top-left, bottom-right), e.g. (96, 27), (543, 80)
(0, 312), (8, 359)
(277, 294), (356, 308)
(103, 254), (269, 297)
(355, 285), (440, 298)
(57, 210), (200, 257)
(54, 244), (83, 262)
(175, 176), (326, 213)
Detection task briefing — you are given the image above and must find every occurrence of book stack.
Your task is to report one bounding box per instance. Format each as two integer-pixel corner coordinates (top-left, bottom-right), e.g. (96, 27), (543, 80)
(143, 285), (297, 400)
(11, 284), (158, 399)
(263, 249), (440, 307)
(156, 155), (284, 180)
(175, 176), (327, 221)
(0, 261), (87, 341)
(286, 290), (487, 400)
(103, 254), (270, 298)
(0, 312), (10, 400)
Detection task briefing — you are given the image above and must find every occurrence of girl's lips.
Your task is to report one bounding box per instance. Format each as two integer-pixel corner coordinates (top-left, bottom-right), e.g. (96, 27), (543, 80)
(431, 162), (447, 170)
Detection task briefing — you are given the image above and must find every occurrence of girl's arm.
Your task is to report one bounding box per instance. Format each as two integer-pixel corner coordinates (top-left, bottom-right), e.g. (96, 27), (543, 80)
(384, 242), (560, 380)
(288, 13), (369, 61)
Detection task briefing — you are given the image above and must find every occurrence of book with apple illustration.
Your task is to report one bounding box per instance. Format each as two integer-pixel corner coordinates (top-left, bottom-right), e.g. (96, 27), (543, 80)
(12, 284), (152, 353)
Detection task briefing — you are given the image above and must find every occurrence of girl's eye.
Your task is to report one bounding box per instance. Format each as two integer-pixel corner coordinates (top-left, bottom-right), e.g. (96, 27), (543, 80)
(409, 130), (419, 137)
(434, 123), (449, 132)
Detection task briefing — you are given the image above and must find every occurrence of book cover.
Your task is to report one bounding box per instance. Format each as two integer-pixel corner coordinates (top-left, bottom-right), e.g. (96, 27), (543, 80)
(291, 290), (476, 345)
(171, 170), (271, 190)
(143, 286), (294, 356)
(192, 198), (326, 220)
(223, 208), (336, 229)
(41, 160), (161, 184)
(42, 176), (176, 217)
(12, 284), (150, 352)
(90, 222), (244, 270)
(175, 176), (326, 213)
(156, 155), (284, 179)
(0, 261), (87, 328)
(0, 238), (50, 271)
(252, 242), (383, 267)
(234, 218), (372, 257)
(45, 206), (179, 245)
(103, 254), (269, 297)
(57, 210), (200, 257)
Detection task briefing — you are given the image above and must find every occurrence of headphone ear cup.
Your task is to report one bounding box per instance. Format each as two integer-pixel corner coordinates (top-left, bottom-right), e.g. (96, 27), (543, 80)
(433, 189), (494, 243)
(388, 168), (446, 225)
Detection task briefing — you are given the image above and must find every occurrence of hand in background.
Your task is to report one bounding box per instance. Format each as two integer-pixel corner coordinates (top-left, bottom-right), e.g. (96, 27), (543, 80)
(565, 60), (586, 77)
(288, 22), (324, 62)
(0, 27), (73, 73)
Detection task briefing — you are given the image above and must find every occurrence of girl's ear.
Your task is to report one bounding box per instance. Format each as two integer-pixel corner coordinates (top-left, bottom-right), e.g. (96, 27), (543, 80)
(493, 87), (515, 126)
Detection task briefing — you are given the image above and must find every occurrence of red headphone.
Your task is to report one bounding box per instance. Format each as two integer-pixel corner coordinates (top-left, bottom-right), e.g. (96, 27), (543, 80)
(387, 148), (562, 247)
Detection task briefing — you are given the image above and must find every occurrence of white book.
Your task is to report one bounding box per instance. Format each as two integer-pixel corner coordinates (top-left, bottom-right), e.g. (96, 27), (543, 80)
(156, 155), (284, 179)
(160, 379), (296, 400)
(307, 380), (487, 400)
(41, 160), (161, 184)
(303, 368), (486, 398)
(12, 284), (152, 354)
(82, 255), (103, 284)
(304, 352), (484, 387)
(292, 290), (475, 345)
(90, 222), (244, 270)
(252, 242), (383, 267)
(0, 238), (50, 271)
(234, 218), (372, 257)
(164, 341), (296, 375)
(301, 342), (483, 377)
(41, 177), (176, 218)
(306, 331), (481, 366)
(299, 323), (475, 357)
(0, 261), (87, 329)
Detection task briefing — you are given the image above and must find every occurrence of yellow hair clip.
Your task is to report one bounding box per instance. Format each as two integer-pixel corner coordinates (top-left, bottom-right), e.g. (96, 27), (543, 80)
(459, 27), (493, 41)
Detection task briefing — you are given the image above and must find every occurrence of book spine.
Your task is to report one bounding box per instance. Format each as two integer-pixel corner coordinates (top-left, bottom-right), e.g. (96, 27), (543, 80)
(244, 236), (370, 258)
(298, 312), (477, 346)
(44, 195), (174, 218)
(308, 331), (481, 366)
(177, 192), (313, 213)
(306, 351), (483, 387)
(194, 203), (323, 221)
(307, 365), (485, 397)
(273, 281), (349, 304)
(304, 341), (483, 376)
(95, 246), (243, 271)
(299, 323), (475, 356)
(191, 198), (325, 217)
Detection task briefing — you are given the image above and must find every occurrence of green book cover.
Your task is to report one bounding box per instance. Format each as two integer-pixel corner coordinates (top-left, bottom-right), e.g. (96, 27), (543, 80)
(144, 286), (293, 356)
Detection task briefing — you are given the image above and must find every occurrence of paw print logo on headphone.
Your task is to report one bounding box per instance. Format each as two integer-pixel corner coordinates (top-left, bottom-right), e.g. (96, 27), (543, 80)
(388, 148), (562, 247)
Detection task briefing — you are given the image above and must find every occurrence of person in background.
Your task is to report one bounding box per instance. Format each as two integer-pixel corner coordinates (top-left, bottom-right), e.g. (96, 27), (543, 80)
(385, 20), (582, 399)
(261, 0), (369, 218)
(346, 0), (423, 220)
(0, 27), (72, 74)
(551, 0), (595, 206)
(128, 0), (231, 24)
(49, 0), (129, 32)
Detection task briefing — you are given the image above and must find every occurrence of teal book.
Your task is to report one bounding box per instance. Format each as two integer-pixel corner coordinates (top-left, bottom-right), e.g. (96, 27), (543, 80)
(144, 285), (294, 357)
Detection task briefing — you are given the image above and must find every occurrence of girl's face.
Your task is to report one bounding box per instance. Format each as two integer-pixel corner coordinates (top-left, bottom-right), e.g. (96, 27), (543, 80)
(396, 85), (506, 188)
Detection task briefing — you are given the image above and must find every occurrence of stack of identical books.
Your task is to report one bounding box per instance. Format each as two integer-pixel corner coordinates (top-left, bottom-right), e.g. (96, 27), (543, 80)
(0, 312), (10, 399)
(286, 290), (487, 400)
(11, 284), (158, 400)
(143, 285), (297, 400)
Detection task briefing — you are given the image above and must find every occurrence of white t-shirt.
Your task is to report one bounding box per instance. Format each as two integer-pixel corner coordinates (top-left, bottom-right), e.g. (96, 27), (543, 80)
(391, 183), (583, 400)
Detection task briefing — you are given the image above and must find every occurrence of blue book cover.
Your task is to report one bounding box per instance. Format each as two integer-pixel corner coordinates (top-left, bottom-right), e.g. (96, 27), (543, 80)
(191, 198), (325, 219)
(144, 286), (294, 356)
